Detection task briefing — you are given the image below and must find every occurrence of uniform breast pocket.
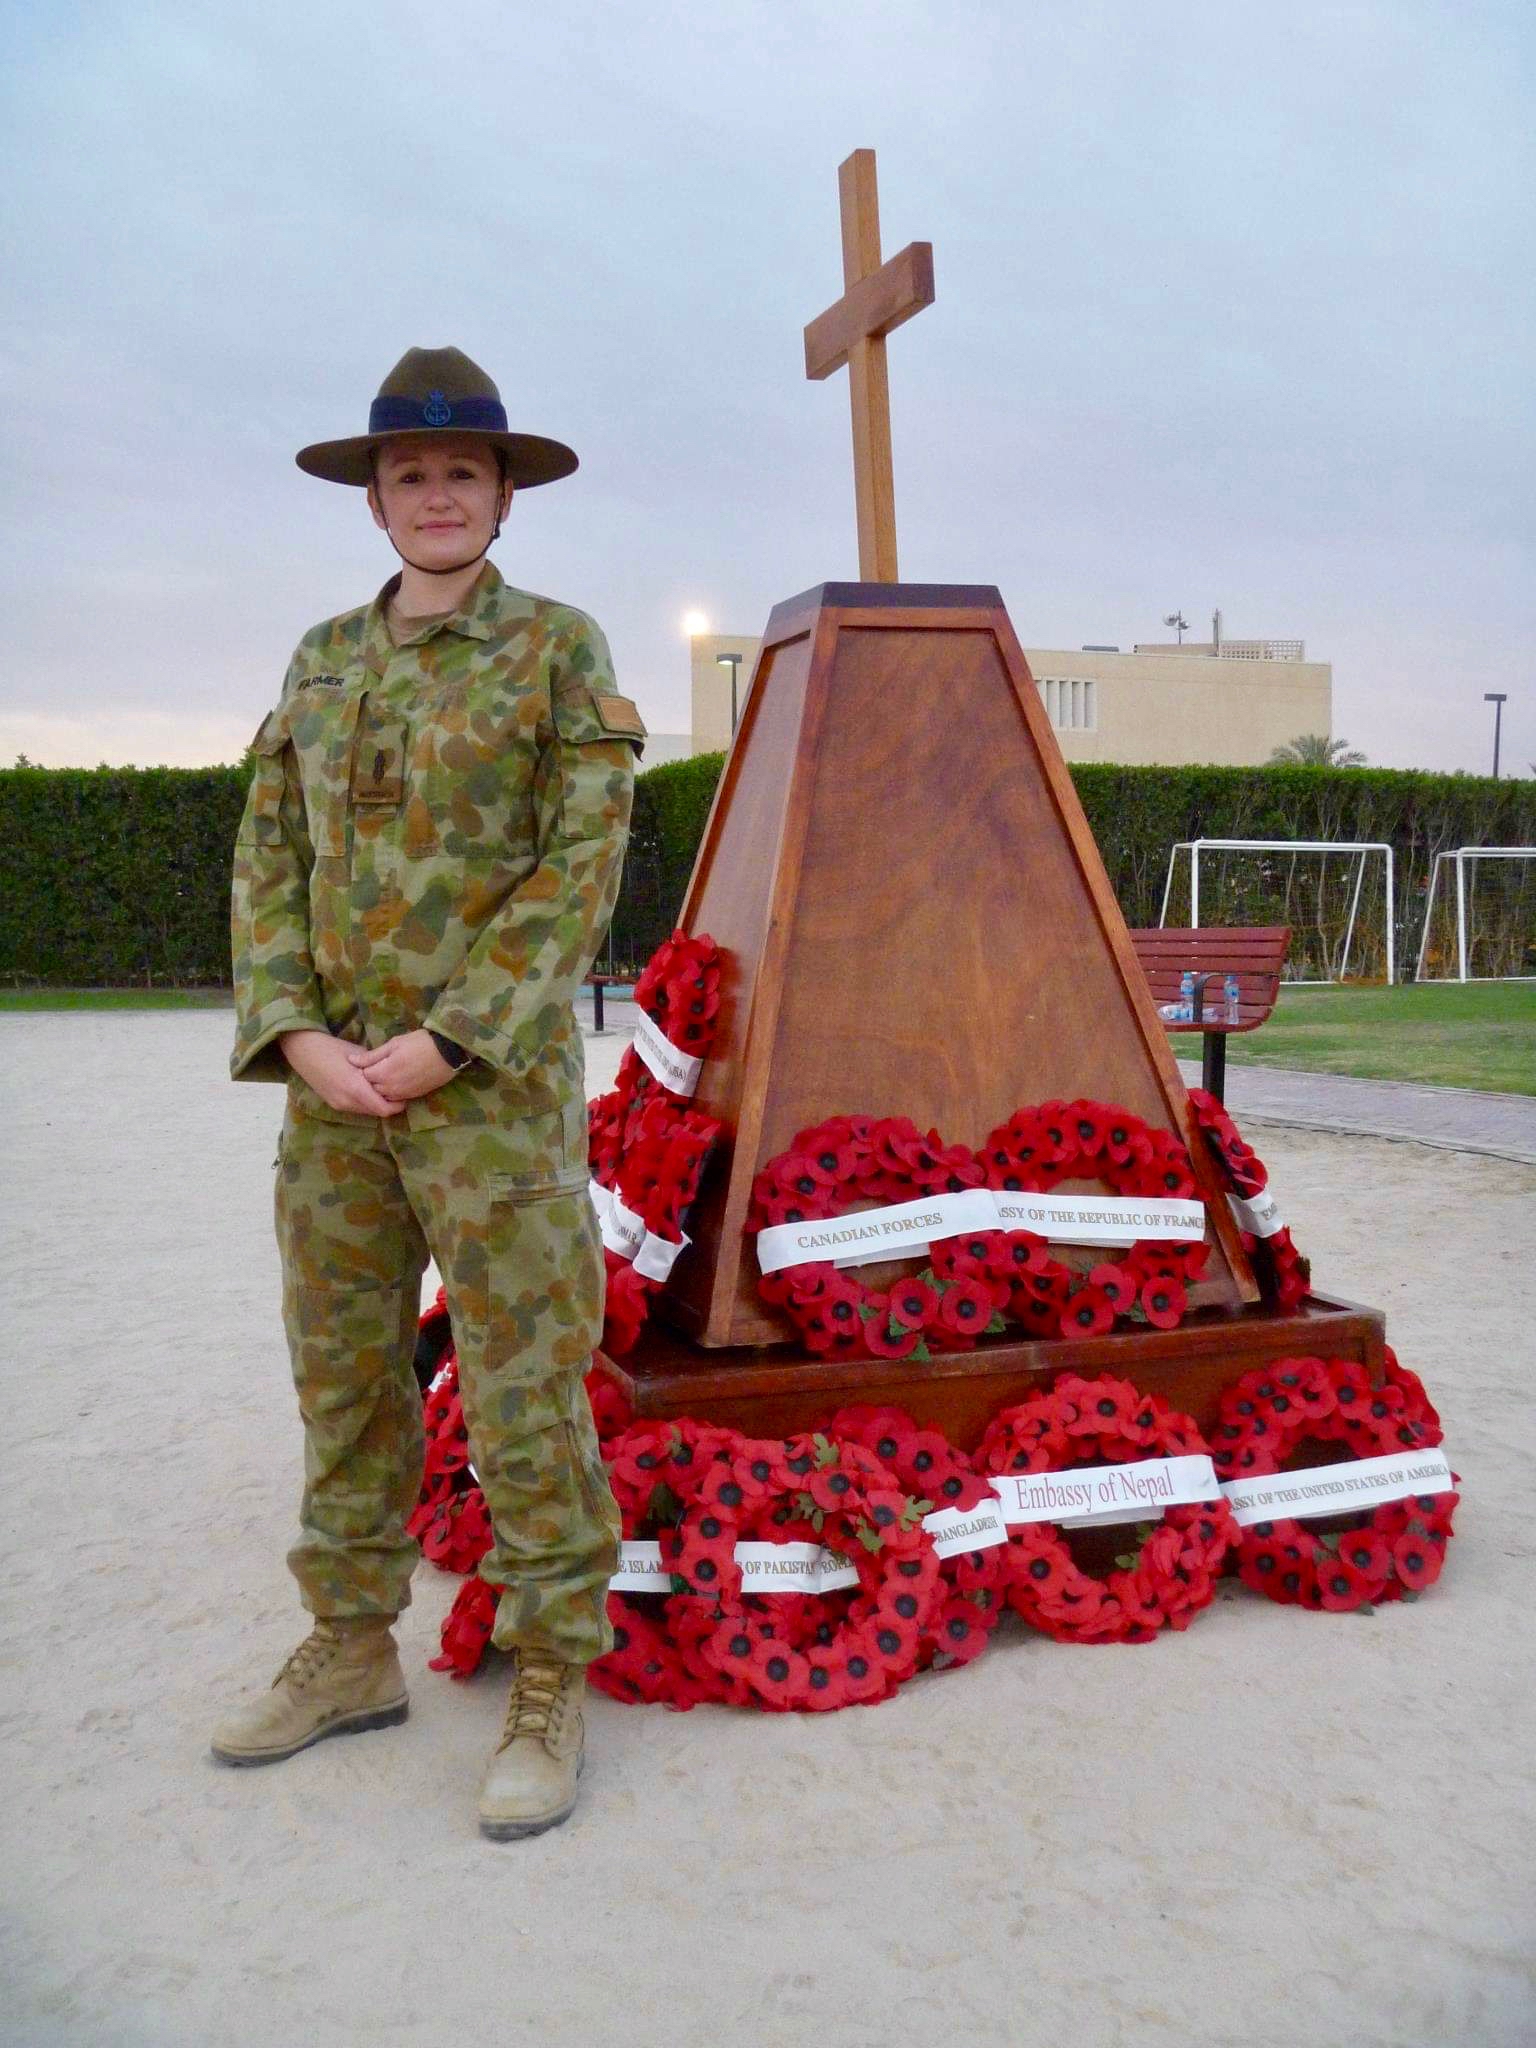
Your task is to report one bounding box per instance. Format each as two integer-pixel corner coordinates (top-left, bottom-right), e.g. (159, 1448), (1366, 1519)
(286, 690), (362, 856)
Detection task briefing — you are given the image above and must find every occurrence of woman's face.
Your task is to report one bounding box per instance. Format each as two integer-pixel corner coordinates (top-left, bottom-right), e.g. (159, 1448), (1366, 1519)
(367, 435), (513, 570)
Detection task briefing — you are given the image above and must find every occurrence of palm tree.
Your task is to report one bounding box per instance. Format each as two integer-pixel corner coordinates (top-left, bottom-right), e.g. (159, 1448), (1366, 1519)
(1268, 733), (1367, 767)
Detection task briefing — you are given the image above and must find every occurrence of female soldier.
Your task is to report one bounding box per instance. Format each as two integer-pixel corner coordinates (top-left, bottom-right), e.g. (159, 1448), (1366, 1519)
(212, 347), (645, 1840)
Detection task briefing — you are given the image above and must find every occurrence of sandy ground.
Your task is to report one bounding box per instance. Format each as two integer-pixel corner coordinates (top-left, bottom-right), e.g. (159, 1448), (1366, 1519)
(2, 1011), (1533, 2048)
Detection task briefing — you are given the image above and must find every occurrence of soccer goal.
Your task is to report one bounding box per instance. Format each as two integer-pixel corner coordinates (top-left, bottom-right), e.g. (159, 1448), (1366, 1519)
(1160, 839), (1396, 983)
(1414, 847), (1536, 982)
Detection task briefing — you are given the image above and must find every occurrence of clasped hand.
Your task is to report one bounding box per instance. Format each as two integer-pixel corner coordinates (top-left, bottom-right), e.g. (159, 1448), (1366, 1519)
(279, 1029), (457, 1116)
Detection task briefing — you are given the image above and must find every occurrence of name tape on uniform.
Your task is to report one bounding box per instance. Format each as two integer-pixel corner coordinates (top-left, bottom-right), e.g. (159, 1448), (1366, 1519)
(756, 1188), (1205, 1276)
(1228, 1189), (1285, 1238)
(988, 1455), (1221, 1528)
(632, 1011), (704, 1099)
(1219, 1449), (1455, 1527)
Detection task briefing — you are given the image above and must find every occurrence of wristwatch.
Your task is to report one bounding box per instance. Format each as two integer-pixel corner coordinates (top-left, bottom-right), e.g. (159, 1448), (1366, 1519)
(427, 1030), (475, 1072)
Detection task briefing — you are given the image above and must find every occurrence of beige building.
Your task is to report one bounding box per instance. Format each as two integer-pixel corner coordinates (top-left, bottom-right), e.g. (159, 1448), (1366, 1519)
(687, 622), (1331, 767)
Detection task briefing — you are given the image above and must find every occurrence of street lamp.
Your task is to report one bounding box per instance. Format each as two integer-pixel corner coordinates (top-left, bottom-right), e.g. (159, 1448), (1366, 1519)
(1484, 692), (1508, 779)
(715, 651), (742, 736)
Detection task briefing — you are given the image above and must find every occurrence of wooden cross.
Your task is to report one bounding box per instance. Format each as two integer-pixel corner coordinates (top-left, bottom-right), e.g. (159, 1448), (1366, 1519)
(803, 149), (935, 582)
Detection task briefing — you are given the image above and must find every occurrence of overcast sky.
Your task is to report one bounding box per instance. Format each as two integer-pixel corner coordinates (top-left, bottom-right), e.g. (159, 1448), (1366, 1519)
(2, 0), (1532, 774)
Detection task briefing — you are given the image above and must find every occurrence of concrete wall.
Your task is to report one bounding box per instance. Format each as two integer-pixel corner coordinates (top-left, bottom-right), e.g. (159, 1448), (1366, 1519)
(685, 633), (1331, 768)
(1024, 646), (1332, 766)
(689, 634), (761, 755)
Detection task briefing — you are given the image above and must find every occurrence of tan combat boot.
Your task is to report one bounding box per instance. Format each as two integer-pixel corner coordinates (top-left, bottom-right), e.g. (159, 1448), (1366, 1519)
(210, 1616), (408, 1766)
(477, 1650), (587, 1840)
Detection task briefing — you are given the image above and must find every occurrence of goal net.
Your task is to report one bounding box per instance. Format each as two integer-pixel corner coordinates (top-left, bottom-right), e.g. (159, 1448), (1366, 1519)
(1414, 848), (1536, 982)
(1160, 839), (1396, 983)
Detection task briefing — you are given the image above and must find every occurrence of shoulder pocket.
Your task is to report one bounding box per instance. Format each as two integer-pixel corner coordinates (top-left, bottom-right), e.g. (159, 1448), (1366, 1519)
(239, 707), (291, 844)
(552, 685), (647, 758)
(248, 706), (290, 757)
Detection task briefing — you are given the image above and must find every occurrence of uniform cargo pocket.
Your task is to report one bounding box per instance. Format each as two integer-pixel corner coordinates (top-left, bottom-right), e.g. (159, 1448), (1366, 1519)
(562, 1414), (615, 1530)
(486, 1095), (590, 1203)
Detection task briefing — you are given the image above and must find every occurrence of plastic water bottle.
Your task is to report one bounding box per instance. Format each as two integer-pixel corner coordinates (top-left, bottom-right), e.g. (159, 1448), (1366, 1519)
(1223, 973), (1241, 1024)
(1178, 970), (1195, 1022)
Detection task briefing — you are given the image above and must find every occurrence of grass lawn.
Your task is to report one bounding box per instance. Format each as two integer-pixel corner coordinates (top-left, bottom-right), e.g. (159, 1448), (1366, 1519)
(1227, 981), (1536, 1095)
(0, 988), (231, 1011)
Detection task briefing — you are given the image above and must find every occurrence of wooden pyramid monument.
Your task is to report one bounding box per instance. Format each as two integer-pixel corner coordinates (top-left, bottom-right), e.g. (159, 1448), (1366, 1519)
(607, 151), (1382, 1443)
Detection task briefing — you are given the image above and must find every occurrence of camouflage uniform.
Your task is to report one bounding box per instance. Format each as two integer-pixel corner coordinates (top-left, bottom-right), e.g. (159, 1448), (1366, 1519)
(231, 561), (644, 1663)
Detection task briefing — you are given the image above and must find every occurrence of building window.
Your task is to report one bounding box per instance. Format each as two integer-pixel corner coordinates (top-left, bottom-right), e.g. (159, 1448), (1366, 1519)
(1038, 677), (1096, 731)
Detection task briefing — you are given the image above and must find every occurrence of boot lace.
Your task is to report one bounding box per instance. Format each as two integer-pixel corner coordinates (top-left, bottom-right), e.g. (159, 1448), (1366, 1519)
(499, 1655), (569, 1751)
(273, 1621), (342, 1692)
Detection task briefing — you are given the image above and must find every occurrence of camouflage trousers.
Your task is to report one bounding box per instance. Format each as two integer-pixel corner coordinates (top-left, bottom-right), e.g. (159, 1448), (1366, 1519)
(273, 1096), (620, 1664)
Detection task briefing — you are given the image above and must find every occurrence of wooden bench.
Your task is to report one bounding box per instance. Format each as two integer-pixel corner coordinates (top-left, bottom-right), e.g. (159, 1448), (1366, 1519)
(1128, 925), (1290, 1101)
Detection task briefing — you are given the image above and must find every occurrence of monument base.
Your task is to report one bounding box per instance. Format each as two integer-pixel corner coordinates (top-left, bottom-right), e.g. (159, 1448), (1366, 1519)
(599, 1292), (1386, 1450)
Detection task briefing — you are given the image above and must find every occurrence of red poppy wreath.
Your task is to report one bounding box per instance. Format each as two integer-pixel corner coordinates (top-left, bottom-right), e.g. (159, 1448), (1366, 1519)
(1210, 1352), (1457, 1612)
(1187, 1088), (1311, 1310)
(976, 1373), (1238, 1644)
(588, 930), (724, 1357)
(827, 1405), (1008, 1669)
(749, 1101), (1211, 1360)
(598, 1421), (946, 1712)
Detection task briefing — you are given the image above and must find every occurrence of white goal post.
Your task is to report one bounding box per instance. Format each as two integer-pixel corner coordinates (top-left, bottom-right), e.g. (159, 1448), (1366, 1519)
(1414, 847), (1536, 983)
(1159, 839), (1396, 984)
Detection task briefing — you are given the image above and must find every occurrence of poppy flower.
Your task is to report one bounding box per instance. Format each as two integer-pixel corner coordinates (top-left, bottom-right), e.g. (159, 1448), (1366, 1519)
(696, 1461), (756, 1514)
(888, 1277), (940, 1331)
(1061, 1285), (1116, 1339)
(833, 1635), (893, 1705)
(800, 1653), (854, 1710)
(863, 1313), (925, 1360)
(930, 1238), (988, 1284)
(937, 1277), (996, 1338)
(736, 1638), (804, 1709)
(927, 1598), (994, 1668)
(1066, 1100), (1111, 1155)
(864, 1487), (918, 1544)
(865, 1415), (919, 1471)
(1013, 1291), (1064, 1336)
(663, 1512), (737, 1592)
(1318, 1562), (1370, 1611)
(863, 1609), (922, 1678)
(902, 1429), (955, 1487)
(1139, 1277), (1188, 1330)
(1089, 1262), (1138, 1314)
(428, 1574), (499, 1679)
(914, 1140), (984, 1193)
(1010, 1539), (1072, 1602)
(704, 1613), (761, 1674)
(1392, 1531), (1442, 1592)
(807, 1464), (859, 1512)
(1078, 1376), (1140, 1437)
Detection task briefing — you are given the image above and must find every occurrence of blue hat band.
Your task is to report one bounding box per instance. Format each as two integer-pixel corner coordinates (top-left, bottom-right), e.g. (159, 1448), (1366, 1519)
(367, 392), (509, 434)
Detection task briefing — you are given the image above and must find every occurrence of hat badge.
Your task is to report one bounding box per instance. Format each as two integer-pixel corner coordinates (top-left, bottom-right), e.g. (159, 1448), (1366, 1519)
(422, 389), (452, 427)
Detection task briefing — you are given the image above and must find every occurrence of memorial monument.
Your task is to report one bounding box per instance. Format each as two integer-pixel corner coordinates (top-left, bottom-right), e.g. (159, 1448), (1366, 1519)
(599, 149), (1385, 1444)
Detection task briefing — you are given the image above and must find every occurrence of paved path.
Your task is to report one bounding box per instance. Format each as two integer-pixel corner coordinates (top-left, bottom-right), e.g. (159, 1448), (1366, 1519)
(591, 994), (1536, 1164)
(1177, 1059), (1536, 1166)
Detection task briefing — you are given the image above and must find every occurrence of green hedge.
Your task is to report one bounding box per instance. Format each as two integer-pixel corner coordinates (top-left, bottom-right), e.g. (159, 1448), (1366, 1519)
(3, 754), (1532, 987)
(0, 760), (248, 986)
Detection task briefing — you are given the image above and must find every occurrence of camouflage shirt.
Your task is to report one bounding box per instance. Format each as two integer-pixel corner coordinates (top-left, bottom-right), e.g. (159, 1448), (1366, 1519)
(231, 562), (644, 1129)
